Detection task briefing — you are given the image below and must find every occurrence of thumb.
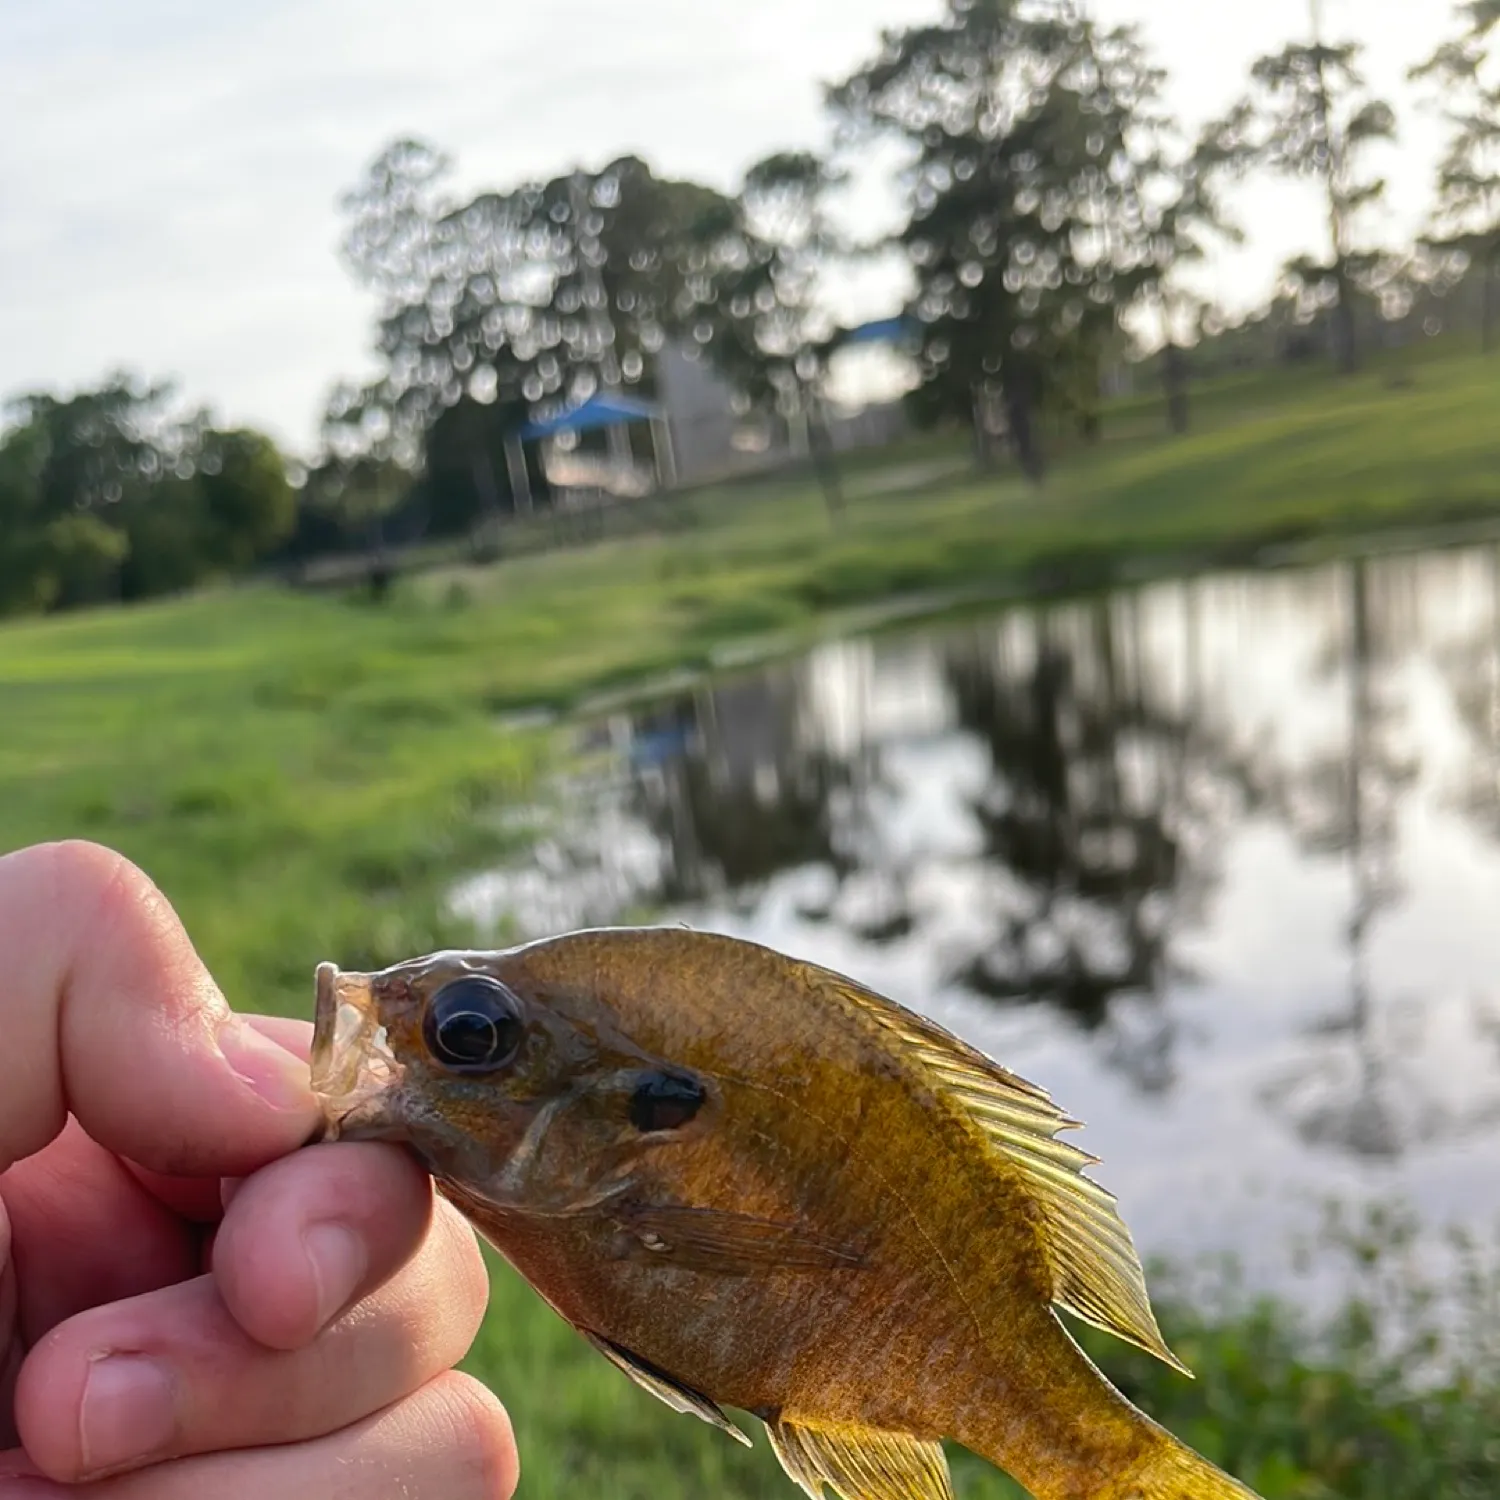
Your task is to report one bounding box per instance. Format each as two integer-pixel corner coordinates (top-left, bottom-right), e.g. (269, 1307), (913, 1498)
(0, 841), (318, 1180)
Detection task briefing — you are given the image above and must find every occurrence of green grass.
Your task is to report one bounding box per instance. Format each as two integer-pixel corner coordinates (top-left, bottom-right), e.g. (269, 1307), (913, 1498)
(3, 349), (1500, 1496)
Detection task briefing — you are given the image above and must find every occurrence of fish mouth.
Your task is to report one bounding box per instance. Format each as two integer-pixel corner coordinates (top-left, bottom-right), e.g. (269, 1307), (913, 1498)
(309, 961), (404, 1143)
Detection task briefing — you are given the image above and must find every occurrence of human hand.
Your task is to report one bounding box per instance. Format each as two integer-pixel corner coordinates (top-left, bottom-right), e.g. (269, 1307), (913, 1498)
(0, 840), (518, 1498)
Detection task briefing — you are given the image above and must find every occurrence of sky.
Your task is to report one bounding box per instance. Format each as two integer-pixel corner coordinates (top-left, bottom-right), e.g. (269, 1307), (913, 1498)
(0, 0), (1454, 456)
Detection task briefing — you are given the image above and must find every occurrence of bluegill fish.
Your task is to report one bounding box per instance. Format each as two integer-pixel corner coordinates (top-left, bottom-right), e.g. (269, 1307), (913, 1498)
(310, 927), (1262, 1500)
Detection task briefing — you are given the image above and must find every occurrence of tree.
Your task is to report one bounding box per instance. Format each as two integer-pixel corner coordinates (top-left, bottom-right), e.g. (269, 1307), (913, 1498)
(332, 137), (465, 466)
(195, 429), (297, 570)
(1143, 138), (1243, 433)
(314, 384), (415, 585)
(420, 391), (547, 540)
(0, 374), (295, 615)
(1411, 1), (1500, 351)
(339, 137), (455, 314)
(1082, 23), (1242, 434)
(0, 418), (126, 614)
(1214, 15), (1397, 374)
(330, 139), (743, 521)
(692, 150), (849, 509)
(828, 1), (1176, 480)
(699, 154), (842, 413)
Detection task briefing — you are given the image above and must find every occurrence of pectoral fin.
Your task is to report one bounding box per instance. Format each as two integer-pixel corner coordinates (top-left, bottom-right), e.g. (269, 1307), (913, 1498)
(581, 1332), (752, 1447)
(766, 1415), (954, 1500)
(612, 1203), (868, 1276)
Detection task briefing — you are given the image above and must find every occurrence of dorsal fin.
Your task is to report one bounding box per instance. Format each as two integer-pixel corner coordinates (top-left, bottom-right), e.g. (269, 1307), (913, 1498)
(823, 974), (1190, 1377)
(766, 1414), (954, 1500)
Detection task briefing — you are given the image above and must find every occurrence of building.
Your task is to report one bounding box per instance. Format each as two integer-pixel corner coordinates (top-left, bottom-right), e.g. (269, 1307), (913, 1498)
(654, 335), (913, 488)
(653, 341), (790, 485)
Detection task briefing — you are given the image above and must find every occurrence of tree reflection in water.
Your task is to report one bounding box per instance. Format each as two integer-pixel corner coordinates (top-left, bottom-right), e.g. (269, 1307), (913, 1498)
(610, 586), (1268, 1096)
(1261, 553), (1500, 1159)
(455, 543), (1500, 1179)
(1260, 559), (1419, 1158)
(616, 671), (875, 910)
(933, 587), (1270, 1094)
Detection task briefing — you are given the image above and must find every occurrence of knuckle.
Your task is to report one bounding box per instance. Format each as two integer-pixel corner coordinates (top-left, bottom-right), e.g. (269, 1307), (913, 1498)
(0, 840), (129, 923)
(32, 839), (141, 893)
(32, 840), (162, 936)
(427, 1371), (519, 1498)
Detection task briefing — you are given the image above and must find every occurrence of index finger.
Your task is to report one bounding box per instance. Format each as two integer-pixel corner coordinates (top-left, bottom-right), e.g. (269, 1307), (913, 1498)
(0, 841), (318, 1178)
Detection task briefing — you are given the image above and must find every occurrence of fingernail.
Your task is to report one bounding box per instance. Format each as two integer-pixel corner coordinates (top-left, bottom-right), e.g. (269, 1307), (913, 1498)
(304, 1223), (367, 1328)
(79, 1355), (177, 1479)
(219, 1018), (312, 1113)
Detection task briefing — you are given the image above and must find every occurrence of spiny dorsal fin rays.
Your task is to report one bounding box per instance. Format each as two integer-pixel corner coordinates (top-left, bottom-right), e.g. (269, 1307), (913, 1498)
(766, 1416), (954, 1500)
(822, 976), (1192, 1378)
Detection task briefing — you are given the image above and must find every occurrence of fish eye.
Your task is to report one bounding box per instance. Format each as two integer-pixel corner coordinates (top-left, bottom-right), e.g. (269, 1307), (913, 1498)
(423, 977), (525, 1073)
(629, 1070), (706, 1133)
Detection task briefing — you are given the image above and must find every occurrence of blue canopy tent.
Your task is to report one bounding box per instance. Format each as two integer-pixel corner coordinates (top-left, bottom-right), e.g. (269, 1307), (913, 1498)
(837, 315), (919, 348)
(504, 389), (674, 512)
(516, 390), (660, 441)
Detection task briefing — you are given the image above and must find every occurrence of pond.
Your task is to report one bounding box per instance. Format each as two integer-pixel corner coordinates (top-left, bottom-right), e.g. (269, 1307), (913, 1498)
(455, 541), (1500, 1304)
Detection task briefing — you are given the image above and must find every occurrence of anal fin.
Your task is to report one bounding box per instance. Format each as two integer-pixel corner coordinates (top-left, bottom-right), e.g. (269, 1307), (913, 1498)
(581, 1331), (752, 1447)
(766, 1414), (954, 1500)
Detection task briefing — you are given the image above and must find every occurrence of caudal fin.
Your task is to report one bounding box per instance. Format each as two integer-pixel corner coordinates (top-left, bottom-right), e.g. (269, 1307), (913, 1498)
(1117, 1437), (1263, 1500)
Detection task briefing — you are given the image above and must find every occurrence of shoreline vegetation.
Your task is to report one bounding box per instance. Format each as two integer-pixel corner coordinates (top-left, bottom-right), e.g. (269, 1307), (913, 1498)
(4, 350), (1500, 1496)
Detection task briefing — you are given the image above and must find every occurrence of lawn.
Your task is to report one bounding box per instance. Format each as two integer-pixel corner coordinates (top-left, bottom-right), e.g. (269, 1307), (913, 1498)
(3, 348), (1499, 1497)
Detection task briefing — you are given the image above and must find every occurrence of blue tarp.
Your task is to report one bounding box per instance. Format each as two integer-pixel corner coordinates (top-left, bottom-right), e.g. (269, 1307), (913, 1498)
(517, 390), (660, 441)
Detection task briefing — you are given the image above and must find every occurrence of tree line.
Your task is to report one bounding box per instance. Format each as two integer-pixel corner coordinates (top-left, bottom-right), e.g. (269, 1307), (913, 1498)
(2, 0), (1496, 616)
(0, 378), (294, 614)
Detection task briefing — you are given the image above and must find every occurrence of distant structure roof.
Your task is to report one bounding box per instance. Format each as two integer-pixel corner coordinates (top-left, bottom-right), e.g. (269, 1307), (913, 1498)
(838, 316), (918, 347)
(517, 390), (661, 440)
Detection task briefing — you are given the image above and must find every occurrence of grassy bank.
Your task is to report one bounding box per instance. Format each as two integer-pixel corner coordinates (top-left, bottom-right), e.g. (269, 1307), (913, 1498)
(2, 349), (1499, 1496)
(3, 349), (1496, 1009)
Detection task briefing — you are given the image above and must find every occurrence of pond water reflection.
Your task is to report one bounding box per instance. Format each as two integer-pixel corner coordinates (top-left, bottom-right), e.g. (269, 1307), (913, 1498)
(454, 544), (1500, 1297)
